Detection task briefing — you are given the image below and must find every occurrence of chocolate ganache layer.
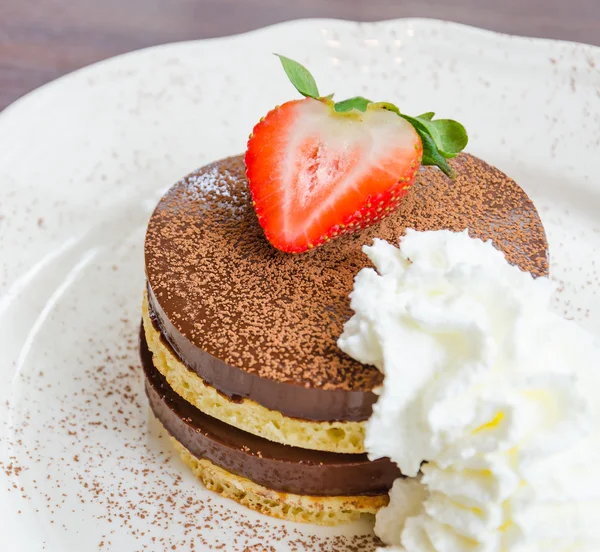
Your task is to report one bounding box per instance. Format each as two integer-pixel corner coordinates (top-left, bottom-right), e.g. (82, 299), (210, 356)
(141, 329), (401, 496)
(144, 154), (549, 422)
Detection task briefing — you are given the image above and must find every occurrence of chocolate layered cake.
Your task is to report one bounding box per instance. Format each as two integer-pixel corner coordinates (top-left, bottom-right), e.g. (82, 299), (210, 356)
(141, 152), (548, 524)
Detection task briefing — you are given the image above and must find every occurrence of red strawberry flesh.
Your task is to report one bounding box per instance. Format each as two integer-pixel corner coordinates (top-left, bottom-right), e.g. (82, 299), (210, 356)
(245, 98), (422, 253)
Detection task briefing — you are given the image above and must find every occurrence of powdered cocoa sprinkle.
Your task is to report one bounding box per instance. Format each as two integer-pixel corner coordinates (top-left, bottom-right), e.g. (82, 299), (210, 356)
(145, 154), (548, 392)
(0, 283), (385, 550)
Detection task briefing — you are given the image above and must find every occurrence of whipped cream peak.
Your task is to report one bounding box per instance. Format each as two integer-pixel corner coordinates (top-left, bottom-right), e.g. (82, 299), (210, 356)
(338, 229), (600, 552)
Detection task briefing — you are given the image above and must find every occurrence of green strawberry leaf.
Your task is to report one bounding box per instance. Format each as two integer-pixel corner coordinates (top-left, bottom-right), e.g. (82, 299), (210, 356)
(275, 54), (320, 99)
(334, 96), (371, 112)
(429, 119), (469, 157)
(402, 114), (467, 159)
(415, 128), (455, 178)
(417, 112), (435, 120)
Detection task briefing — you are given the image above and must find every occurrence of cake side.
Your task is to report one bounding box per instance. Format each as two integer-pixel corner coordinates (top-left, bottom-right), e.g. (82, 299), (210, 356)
(141, 326), (400, 497)
(142, 292), (367, 453)
(171, 440), (388, 526)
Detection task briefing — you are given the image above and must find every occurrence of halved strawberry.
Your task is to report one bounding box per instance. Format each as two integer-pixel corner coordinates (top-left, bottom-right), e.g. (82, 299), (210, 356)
(244, 55), (467, 253)
(246, 98), (422, 253)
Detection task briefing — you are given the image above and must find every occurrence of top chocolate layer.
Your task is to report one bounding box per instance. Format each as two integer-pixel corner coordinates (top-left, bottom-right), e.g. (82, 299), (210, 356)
(145, 154), (548, 421)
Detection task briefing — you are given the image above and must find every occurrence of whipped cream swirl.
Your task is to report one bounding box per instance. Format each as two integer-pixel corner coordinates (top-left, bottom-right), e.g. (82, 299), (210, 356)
(338, 229), (600, 552)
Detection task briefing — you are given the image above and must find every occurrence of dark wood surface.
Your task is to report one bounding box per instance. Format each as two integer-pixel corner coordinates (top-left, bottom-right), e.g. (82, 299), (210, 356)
(1, 0), (599, 111)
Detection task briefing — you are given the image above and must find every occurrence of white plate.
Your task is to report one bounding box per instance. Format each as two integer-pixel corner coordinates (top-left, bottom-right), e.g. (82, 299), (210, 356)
(1, 18), (599, 552)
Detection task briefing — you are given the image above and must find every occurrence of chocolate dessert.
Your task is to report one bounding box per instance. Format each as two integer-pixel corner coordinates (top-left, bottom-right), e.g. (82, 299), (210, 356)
(139, 55), (548, 525)
(141, 153), (548, 524)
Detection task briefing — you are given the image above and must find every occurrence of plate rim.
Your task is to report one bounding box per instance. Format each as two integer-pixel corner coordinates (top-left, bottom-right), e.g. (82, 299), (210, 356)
(1, 16), (599, 122)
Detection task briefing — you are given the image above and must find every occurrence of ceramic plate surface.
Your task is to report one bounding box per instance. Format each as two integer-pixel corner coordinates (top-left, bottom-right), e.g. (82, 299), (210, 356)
(1, 18), (599, 552)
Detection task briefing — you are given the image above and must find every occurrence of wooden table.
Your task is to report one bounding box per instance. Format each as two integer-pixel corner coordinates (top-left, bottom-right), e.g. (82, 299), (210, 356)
(1, 0), (599, 111)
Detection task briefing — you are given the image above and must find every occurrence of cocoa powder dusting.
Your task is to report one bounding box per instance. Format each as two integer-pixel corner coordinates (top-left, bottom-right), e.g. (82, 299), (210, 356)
(145, 154), (548, 392)
(1, 319), (381, 551)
